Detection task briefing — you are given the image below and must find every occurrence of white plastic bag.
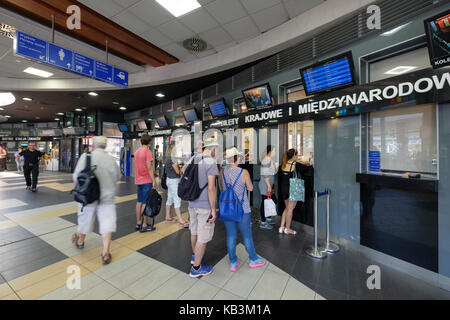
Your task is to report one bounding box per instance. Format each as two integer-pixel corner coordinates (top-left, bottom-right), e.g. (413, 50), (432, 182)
(264, 196), (277, 217)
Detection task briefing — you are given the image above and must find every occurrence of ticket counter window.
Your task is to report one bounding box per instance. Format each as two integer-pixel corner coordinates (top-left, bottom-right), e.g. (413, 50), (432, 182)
(287, 121), (314, 165)
(368, 104), (437, 175)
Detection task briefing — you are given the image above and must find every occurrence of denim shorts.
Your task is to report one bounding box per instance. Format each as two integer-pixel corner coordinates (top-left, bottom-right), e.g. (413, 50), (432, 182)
(137, 183), (152, 203)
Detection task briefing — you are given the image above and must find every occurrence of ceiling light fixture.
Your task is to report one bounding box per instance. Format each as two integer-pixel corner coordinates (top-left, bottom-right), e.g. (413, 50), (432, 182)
(120, 106), (127, 110)
(156, 93), (165, 98)
(5, 115), (11, 118)
(54, 118), (60, 121)
(155, 0), (201, 17)
(22, 97), (33, 101)
(22, 120), (27, 123)
(23, 67), (53, 78)
(0, 92), (15, 107)
(381, 23), (411, 36)
(88, 92), (98, 96)
(113, 102), (119, 105)
(385, 66), (417, 75)
(56, 112), (64, 115)
(75, 108), (83, 112)
(0, 24), (16, 39)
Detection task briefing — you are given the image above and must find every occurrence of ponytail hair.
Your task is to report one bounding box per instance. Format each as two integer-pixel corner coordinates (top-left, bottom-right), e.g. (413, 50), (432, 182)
(282, 149), (297, 168)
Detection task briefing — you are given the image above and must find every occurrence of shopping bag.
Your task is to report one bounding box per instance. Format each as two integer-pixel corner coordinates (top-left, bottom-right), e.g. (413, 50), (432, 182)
(289, 166), (305, 202)
(264, 196), (277, 217)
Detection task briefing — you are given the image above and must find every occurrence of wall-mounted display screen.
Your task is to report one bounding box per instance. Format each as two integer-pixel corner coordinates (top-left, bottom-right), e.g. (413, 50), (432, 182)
(208, 99), (228, 117)
(183, 108), (199, 122)
(424, 10), (450, 69)
(156, 116), (169, 128)
(137, 120), (148, 131)
(300, 51), (356, 96)
(118, 123), (129, 132)
(242, 83), (273, 109)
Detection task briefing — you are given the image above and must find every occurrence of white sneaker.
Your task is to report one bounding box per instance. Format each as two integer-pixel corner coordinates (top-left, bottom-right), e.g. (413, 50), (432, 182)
(278, 227), (284, 234)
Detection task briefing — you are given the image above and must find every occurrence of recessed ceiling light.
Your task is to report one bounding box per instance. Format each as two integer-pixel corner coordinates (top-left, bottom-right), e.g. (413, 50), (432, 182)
(75, 108), (83, 112)
(54, 118), (60, 121)
(155, 0), (201, 17)
(120, 106), (127, 110)
(0, 92), (15, 107)
(56, 112), (64, 115)
(22, 97), (33, 101)
(385, 66), (417, 75)
(156, 93), (165, 98)
(381, 23), (411, 36)
(35, 117), (40, 120)
(88, 92), (98, 96)
(0, 108), (4, 111)
(22, 120), (27, 123)
(23, 67), (53, 78)
(5, 115), (11, 118)
(113, 101), (119, 105)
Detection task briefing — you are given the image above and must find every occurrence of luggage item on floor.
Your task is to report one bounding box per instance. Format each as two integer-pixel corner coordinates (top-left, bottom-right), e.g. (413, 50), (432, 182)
(71, 152), (100, 211)
(142, 189), (162, 230)
(218, 168), (245, 222)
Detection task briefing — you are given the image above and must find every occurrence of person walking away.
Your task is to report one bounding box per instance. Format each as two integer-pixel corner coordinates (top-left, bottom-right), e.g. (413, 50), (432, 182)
(71, 136), (121, 265)
(17, 142), (46, 192)
(134, 134), (156, 232)
(219, 147), (266, 272)
(259, 145), (279, 229)
(14, 147), (24, 172)
(0, 144), (7, 171)
(279, 149), (300, 235)
(164, 144), (188, 227)
(186, 138), (219, 278)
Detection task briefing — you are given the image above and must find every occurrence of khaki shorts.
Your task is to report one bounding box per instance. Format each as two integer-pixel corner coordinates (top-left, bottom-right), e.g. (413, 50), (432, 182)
(188, 207), (215, 243)
(77, 201), (117, 235)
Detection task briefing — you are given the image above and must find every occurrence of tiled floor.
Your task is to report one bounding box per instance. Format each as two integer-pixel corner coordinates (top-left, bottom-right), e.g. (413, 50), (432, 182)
(0, 171), (449, 300)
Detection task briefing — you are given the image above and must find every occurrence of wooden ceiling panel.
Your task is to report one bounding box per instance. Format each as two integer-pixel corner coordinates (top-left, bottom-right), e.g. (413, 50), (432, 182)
(0, 0), (180, 67)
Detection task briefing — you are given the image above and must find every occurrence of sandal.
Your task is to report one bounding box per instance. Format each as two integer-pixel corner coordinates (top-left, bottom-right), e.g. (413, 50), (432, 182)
(71, 233), (84, 249)
(140, 225), (156, 233)
(178, 222), (189, 228)
(102, 253), (112, 265)
(135, 224), (142, 230)
(165, 218), (175, 223)
(284, 228), (297, 235)
(278, 227), (285, 234)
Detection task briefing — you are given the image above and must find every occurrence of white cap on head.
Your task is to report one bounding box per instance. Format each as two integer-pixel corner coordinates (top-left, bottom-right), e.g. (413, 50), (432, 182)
(203, 137), (219, 148)
(93, 136), (107, 148)
(225, 147), (242, 158)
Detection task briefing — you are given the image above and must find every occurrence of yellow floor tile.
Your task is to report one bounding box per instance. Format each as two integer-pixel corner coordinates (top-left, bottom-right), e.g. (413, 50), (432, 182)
(71, 241), (121, 264)
(125, 233), (165, 251)
(0, 220), (17, 230)
(16, 266), (90, 300)
(8, 259), (81, 292)
(81, 246), (134, 272)
(0, 283), (14, 298)
(1, 293), (21, 300)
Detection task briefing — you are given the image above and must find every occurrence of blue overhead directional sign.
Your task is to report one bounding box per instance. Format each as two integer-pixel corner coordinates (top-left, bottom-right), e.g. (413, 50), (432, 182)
(113, 67), (128, 87)
(14, 30), (128, 87)
(48, 43), (73, 71)
(95, 60), (113, 83)
(73, 53), (94, 77)
(14, 31), (47, 62)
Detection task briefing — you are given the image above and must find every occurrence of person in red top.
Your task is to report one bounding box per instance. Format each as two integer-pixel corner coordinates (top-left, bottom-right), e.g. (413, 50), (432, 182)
(134, 134), (156, 232)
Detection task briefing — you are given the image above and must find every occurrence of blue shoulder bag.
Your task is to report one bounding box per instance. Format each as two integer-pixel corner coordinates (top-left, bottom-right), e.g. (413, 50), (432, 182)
(218, 169), (245, 222)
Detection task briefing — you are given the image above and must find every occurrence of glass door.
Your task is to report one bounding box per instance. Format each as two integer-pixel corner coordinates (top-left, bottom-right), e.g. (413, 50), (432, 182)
(60, 138), (73, 173)
(287, 121), (314, 165)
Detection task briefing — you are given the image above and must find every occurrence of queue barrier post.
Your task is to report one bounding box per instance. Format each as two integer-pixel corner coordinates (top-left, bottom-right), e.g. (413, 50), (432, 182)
(304, 191), (327, 259)
(321, 189), (340, 253)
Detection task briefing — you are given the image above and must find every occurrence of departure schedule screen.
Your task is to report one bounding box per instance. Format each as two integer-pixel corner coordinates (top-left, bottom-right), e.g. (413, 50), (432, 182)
(301, 56), (354, 95)
(209, 100), (227, 117)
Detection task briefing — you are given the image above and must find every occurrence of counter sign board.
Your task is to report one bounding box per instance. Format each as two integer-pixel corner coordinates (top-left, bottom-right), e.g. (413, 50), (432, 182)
(369, 151), (381, 172)
(13, 30), (128, 87)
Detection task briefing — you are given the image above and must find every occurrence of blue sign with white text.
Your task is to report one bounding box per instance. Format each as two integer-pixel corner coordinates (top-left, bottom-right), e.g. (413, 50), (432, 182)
(14, 31), (47, 62)
(73, 53), (94, 77)
(48, 43), (73, 71)
(113, 67), (128, 87)
(369, 151), (381, 172)
(95, 61), (113, 83)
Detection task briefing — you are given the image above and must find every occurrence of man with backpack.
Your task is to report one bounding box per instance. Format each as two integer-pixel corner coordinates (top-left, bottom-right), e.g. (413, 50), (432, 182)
(71, 136), (121, 265)
(180, 138), (219, 278)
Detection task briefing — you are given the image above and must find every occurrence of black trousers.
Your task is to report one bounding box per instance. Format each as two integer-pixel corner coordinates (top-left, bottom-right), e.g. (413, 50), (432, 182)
(0, 158), (6, 171)
(24, 164), (39, 188)
(260, 194), (277, 222)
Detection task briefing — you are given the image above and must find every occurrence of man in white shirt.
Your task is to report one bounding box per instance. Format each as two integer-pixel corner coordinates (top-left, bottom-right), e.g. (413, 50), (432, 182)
(71, 136), (121, 265)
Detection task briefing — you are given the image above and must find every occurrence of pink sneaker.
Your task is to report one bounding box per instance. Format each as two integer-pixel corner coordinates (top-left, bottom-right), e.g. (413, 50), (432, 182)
(249, 258), (266, 268)
(230, 261), (239, 272)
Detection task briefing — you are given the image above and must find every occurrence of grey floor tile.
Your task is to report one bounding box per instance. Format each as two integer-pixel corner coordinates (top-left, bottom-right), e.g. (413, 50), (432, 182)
(178, 280), (221, 300)
(72, 281), (119, 300)
(213, 289), (245, 300)
(248, 269), (289, 300)
(281, 277), (316, 300)
(143, 272), (198, 300)
(222, 261), (268, 298)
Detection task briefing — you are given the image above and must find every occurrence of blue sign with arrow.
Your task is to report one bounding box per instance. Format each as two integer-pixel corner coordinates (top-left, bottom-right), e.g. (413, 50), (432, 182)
(113, 67), (128, 87)
(73, 53), (94, 77)
(14, 31), (47, 62)
(95, 60), (113, 83)
(48, 43), (73, 71)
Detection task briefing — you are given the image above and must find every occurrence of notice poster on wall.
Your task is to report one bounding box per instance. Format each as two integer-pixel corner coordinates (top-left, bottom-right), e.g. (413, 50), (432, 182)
(424, 10), (450, 68)
(369, 151), (381, 172)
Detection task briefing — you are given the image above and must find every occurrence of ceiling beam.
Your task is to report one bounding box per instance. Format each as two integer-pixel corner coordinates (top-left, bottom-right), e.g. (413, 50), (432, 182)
(0, 0), (179, 67)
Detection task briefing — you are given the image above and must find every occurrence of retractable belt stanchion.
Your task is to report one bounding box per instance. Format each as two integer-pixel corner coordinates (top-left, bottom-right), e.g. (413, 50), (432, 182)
(304, 191), (327, 259)
(321, 189), (340, 253)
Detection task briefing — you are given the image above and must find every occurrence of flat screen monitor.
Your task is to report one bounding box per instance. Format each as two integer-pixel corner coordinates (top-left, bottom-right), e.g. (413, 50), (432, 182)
(156, 116), (168, 128)
(208, 99), (228, 118)
(183, 108), (199, 122)
(242, 83), (273, 109)
(300, 51), (356, 96)
(118, 123), (129, 132)
(424, 10), (450, 69)
(136, 120), (148, 131)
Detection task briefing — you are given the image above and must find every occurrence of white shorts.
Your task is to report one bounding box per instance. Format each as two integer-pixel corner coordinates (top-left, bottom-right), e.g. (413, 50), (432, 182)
(166, 178), (181, 208)
(77, 201), (117, 235)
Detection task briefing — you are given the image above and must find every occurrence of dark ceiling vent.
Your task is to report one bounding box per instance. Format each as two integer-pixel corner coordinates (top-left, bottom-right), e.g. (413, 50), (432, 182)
(182, 37), (208, 54)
